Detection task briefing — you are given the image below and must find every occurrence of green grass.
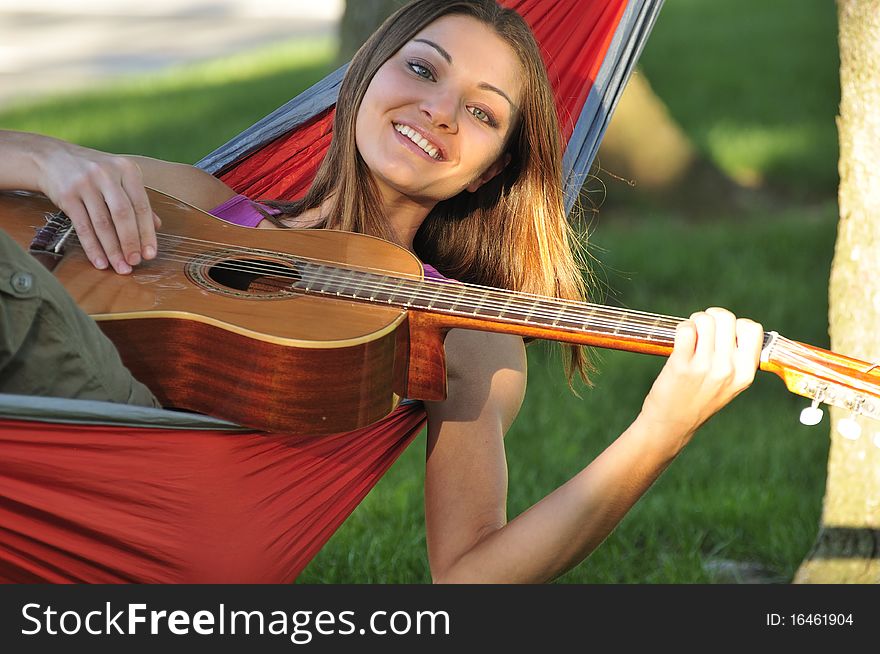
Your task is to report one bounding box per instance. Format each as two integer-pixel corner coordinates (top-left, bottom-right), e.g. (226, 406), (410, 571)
(0, 1), (840, 583)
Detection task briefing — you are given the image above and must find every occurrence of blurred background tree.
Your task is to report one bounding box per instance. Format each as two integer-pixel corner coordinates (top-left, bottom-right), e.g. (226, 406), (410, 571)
(794, 0), (880, 584)
(338, 0), (404, 62)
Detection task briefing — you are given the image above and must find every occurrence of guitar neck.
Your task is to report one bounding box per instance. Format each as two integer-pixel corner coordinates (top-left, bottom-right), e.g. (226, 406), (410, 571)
(293, 260), (687, 356)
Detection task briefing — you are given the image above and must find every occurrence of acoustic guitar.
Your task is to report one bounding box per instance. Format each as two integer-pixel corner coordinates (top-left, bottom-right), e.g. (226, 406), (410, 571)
(2, 188), (878, 437)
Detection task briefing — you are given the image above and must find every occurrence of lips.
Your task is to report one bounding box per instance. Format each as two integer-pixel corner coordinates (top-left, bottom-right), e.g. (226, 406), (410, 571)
(392, 122), (445, 160)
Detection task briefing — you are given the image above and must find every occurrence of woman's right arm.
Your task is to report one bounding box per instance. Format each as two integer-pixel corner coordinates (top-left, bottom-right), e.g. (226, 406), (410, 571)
(423, 308), (763, 583)
(0, 130), (235, 274)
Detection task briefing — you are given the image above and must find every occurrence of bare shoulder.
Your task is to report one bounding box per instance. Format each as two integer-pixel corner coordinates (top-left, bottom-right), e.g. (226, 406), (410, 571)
(277, 205), (324, 229)
(127, 155), (236, 211)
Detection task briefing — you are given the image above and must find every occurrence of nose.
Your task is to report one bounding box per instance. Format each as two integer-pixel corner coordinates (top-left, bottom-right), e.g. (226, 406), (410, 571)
(420, 90), (458, 132)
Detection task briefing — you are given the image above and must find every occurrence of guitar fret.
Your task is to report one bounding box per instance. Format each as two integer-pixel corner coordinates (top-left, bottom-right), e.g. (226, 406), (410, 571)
(647, 315), (667, 343)
(552, 304), (582, 329)
(300, 262), (325, 293)
(447, 285), (470, 313)
(503, 298), (549, 324)
(347, 269), (369, 299)
(386, 277), (410, 305)
(611, 312), (627, 335)
(421, 282), (445, 310)
(550, 302), (567, 327)
(364, 274), (399, 303)
(580, 306), (599, 332)
(521, 299), (541, 322)
(421, 282), (461, 312)
(331, 268), (351, 296)
(496, 294), (517, 320)
(470, 290), (490, 316)
(367, 275), (384, 301)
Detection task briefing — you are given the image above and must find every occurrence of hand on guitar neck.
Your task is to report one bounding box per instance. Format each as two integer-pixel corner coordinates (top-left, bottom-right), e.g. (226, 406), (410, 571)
(638, 307), (764, 448)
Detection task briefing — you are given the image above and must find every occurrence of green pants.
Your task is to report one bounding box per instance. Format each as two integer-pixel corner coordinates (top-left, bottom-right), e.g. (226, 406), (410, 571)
(0, 228), (159, 408)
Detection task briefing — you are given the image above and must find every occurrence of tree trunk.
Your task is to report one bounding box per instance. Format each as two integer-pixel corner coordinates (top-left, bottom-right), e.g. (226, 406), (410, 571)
(595, 71), (743, 210)
(338, 0), (406, 63)
(794, 0), (880, 584)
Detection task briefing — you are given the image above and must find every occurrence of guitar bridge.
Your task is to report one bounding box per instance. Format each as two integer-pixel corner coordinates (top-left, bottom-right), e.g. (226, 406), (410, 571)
(29, 210), (74, 272)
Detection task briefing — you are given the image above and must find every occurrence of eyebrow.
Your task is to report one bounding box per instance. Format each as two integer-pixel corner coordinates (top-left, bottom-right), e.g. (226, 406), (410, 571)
(411, 38), (516, 109)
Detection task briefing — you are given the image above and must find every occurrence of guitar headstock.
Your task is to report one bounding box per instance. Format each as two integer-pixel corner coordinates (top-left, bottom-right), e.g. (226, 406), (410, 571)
(760, 332), (880, 445)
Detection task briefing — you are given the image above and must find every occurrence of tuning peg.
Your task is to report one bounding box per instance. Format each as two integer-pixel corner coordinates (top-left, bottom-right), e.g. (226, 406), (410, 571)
(837, 414), (862, 441)
(799, 398), (824, 426)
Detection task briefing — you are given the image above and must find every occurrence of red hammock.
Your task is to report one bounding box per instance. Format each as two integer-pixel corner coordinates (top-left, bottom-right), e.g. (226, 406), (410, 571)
(0, 0), (652, 583)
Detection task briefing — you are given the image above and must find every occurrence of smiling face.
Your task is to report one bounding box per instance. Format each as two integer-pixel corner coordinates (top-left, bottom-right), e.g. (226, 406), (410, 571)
(355, 14), (523, 207)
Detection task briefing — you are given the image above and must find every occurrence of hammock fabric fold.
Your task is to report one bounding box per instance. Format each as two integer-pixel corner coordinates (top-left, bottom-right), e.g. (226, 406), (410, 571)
(0, 0), (664, 583)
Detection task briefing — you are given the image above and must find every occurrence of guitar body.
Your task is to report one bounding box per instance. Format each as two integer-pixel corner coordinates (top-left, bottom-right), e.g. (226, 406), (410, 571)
(1, 190), (425, 433)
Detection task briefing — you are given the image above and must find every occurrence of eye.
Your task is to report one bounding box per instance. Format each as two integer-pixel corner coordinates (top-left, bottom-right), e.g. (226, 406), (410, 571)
(469, 106), (497, 127)
(407, 60), (436, 81)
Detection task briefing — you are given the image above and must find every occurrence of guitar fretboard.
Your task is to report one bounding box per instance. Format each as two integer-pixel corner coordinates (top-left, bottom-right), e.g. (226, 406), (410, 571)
(292, 260), (681, 346)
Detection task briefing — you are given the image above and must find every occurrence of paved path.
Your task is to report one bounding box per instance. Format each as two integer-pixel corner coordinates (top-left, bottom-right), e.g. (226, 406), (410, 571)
(0, 0), (343, 110)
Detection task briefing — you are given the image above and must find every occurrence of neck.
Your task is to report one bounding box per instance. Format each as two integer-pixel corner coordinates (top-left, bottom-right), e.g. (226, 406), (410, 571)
(372, 182), (437, 253)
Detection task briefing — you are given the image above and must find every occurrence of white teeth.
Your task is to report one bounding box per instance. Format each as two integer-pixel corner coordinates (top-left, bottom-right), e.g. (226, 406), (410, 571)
(394, 123), (440, 159)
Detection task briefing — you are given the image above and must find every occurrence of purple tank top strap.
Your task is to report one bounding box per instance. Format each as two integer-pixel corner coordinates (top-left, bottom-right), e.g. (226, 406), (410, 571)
(209, 194), (281, 228)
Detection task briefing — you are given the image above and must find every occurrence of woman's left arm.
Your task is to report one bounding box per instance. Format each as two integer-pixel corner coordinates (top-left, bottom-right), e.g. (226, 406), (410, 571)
(424, 308), (762, 583)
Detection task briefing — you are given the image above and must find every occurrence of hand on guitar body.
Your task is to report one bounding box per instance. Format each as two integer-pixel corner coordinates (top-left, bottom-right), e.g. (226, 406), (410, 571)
(0, 131), (160, 274)
(639, 307), (764, 451)
(0, 130), (236, 275)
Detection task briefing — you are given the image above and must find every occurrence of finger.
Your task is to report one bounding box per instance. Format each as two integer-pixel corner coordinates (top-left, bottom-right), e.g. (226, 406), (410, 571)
(669, 318), (697, 365)
(706, 306), (737, 359)
(99, 177), (144, 268)
(81, 190), (131, 274)
(690, 311), (716, 366)
(64, 199), (109, 270)
(734, 319), (764, 386)
(120, 164), (158, 260)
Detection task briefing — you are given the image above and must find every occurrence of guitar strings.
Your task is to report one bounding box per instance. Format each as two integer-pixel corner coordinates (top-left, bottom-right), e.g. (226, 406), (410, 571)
(42, 215), (680, 332)
(149, 231), (685, 327)
(49, 223), (774, 347)
(39, 217), (694, 339)
(55, 230), (685, 340)
(42, 217), (684, 326)
(770, 337), (880, 396)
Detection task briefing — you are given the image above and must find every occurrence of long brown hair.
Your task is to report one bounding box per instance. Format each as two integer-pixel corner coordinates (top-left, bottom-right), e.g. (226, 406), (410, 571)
(269, 0), (591, 383)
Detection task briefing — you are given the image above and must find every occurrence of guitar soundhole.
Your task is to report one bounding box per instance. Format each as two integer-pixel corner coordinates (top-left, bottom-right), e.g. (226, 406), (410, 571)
(186, 252), (302, 300)
(208, 258), (299, 293)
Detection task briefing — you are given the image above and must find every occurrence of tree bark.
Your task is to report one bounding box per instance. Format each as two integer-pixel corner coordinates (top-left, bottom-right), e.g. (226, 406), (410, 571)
(338, 0), (406, 63)
(794, 0), (880, 584)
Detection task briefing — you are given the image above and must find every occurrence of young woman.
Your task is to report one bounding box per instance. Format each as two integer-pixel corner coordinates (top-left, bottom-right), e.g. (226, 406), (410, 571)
(0, 0), (763, 582)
